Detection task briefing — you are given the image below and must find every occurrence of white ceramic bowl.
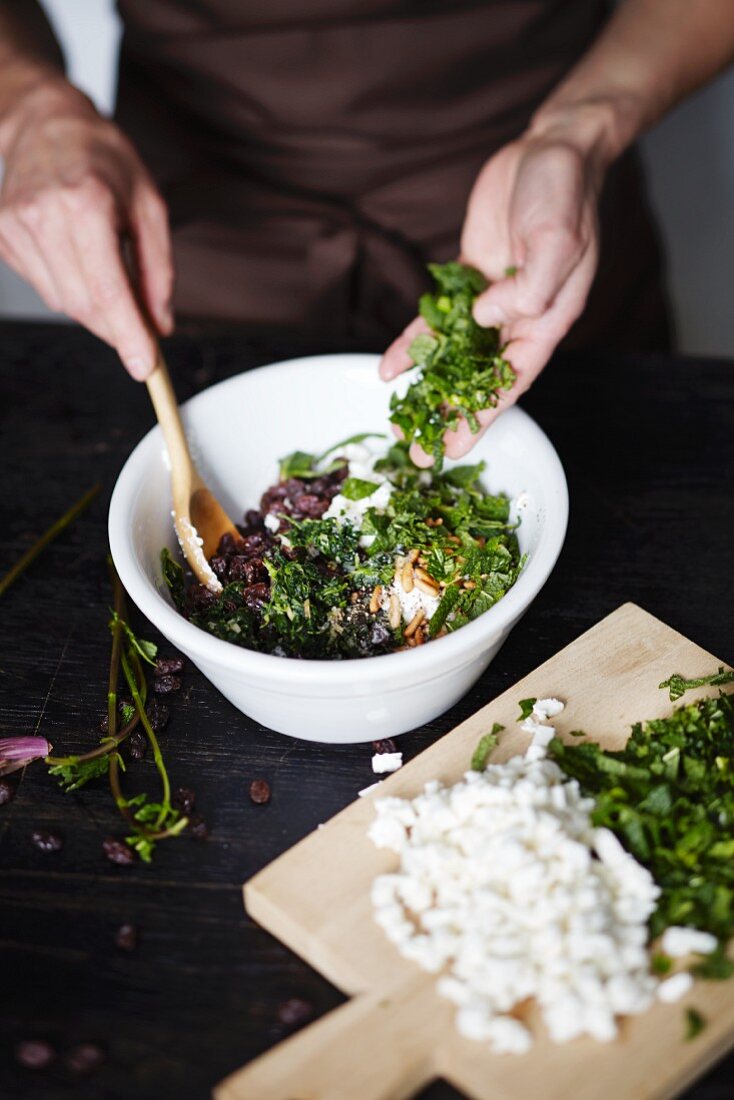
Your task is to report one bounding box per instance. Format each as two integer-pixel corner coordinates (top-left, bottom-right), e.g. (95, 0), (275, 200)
(109, 353), (567, 743)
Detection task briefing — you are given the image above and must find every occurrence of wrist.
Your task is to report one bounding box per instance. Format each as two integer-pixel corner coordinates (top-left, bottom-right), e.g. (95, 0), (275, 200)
(526, 93), (644, 177)
(0, 68), (95, 155)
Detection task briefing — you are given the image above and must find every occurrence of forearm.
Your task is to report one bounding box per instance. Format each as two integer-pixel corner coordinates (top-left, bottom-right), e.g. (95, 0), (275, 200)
(0, 1), (87, 154)
(530, 0), (734, 167)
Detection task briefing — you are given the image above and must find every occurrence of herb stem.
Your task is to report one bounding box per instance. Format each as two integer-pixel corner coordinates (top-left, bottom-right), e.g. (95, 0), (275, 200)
(0, 484), (100, 599)
(120, 647), (171, 828)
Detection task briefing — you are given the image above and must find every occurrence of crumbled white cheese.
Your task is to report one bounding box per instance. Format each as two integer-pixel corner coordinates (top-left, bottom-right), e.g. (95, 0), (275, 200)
(520, 715), (556, 747)
(322, 443), (393, 543)
(533, 698), (565, 720)
(372, 752), (403, 775)
(174, 514), (221, 593)
(263, 513), (280, 533)
(657, 971), (694, 1003)
(380, 579), (441, 625)
(368, 747), (661, 1053)
(661, 926), (718, 958)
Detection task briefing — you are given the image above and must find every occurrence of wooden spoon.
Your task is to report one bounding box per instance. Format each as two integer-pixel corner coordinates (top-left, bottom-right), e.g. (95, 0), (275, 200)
(146, 346), (239, 592)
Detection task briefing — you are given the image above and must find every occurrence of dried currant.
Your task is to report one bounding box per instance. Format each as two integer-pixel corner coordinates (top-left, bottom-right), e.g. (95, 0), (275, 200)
(249, 779), (271, 805)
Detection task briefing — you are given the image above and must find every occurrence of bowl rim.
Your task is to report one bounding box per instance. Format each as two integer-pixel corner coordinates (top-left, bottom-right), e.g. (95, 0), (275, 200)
(109, 352), (568, 687)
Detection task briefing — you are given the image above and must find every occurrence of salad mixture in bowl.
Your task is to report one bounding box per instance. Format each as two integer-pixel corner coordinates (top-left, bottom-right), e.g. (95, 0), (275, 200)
(162, 438), (524, 660)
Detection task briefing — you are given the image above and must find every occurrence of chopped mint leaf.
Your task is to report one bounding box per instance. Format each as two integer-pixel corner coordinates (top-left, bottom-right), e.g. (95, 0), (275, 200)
(517, 698), (537, 721)
(341, 477), (381, 501)
(470, 723), (504, 771)
(659, 667), (734, 701)
(684, 1007), (706, 1040)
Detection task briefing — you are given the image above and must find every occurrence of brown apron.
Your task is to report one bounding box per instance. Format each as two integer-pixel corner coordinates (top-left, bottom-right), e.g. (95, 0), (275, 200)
(115, 0), (671, 348)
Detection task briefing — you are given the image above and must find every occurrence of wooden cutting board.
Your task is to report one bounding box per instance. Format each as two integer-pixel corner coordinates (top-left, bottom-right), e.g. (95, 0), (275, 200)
(216, 604), (734, 1100)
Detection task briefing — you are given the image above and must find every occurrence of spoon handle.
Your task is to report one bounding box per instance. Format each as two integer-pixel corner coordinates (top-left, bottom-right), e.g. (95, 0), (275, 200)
(145, 350), (198, 518)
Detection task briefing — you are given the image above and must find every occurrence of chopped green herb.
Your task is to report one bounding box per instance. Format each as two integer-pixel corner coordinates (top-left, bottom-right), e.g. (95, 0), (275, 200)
(659, 667), (734, 702)
(549, 684), (734, 954)
(684, 1007), (706, 1040)
(389, 262), (515, 469)
(517, 698), (537, 721)
(470, 724), (504, 771)
(161, 547), (186, 610)
(48, 751), (120, 792)
(341, 477), (381, 501)
(651, 953), (673, 975)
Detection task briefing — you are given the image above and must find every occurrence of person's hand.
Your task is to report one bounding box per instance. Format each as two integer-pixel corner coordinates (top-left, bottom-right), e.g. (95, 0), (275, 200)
(0, 81), (172, 380)
(380, 130), (604, 466)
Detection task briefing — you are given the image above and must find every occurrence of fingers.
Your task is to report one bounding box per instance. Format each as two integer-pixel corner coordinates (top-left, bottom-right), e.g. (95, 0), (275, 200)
(0, 211), (62, 312)
(130, 183), (174, 335)
(379, 316), (429, 381)
(473, 221), (584, 329)
(70, 197), (159, 380)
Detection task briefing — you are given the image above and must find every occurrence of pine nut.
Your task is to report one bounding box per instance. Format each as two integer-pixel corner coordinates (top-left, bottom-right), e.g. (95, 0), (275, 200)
(369, 585), (383, 614)
(388, 594), (401, 630)
(408, 548), (420, 563)
(463, 579), (477, 590)
(402, 561), (415, 593)
(415, 577), (440, 597)
(404, 609), (425, 638)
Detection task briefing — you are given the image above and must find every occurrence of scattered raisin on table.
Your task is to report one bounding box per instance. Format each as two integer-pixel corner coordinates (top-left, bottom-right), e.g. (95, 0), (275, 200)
(115, 923), (139, 952)
(31, 830), (63, 853)
(145, 699), (170, 732)
(0, 779), (15, 806)
(14, 1039), (56, 1070)
(172, 787), (196, 815)
(276, 998), (314, 1030)
(249, 779), (271, 805)
(152, 675), (181, 695)
(127, 730), (147, 760)
(188, 815), (209, 841)
(154, 655), (185, 677)
(102, 837), (136, 865)
(64, 1043), (106, 1076)
(372, 739), (397, 755)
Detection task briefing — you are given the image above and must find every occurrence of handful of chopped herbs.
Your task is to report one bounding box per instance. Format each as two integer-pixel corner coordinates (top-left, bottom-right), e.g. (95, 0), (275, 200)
(389, 262), (516, 470)
(162, 437), (524, 660)
(549, 680), (734, 967)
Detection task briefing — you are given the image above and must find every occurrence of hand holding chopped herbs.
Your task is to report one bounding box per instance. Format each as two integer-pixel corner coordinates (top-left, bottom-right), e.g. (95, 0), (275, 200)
(162, 437), (524, 659)
(388, 262), (516, 469)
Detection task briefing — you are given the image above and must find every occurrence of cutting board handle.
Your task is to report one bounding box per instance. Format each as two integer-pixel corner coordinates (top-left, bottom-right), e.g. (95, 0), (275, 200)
(215, 976), (445, 1100)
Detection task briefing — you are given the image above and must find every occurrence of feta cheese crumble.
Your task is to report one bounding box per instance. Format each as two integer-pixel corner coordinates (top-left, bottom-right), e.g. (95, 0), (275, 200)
(372, 752), (403, 775)
(368, 745), (664, 1053)
(322, 443), (393, 544)
(660, 926), (718, 959)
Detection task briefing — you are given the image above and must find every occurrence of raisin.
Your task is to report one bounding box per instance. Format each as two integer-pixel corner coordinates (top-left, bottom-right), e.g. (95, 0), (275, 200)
(31, 830), (63, 853)
(14, 1039), (56, 1070)
(276, 998), (314, 1029)
(0, 779), (15, 806)
(102, 837), (136, 865)
(210, 556), (228, 579)
(294, 494), (328, 518)
(243, 509), (264, 531)
(372, 738), (397, 755)
(229, 556), (267, 584)
(154, 656), (185, 677)
(152, 675), (181, 695)
(188, 584), (218, 612)
(115, 923), (139, 952)
(145, 699), (170, 733)
(239, 532), (270, 557)
(172, 787), (196, 814)
(127, 730), (147, 760)
(188, 815), (209, 841)
(64, 1043), (106, 1075)
(243, 583), (270, 612)
(216, 532), (238, 555)
(249, 779), (271, 805)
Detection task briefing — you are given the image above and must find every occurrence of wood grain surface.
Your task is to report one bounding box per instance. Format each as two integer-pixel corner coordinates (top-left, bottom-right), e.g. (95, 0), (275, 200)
(222, 604), (734, 1100)
(0, 322), (732, 1100)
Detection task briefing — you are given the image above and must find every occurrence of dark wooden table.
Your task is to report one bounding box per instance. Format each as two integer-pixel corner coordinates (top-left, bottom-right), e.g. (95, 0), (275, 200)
(1, 321), (732, 1100)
